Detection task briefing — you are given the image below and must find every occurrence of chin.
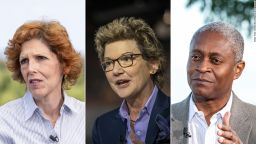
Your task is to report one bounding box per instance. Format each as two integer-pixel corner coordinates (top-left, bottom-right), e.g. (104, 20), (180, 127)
(193, 91), (217, 100)
(192, 88), (211, 97)
(29, 89), (45, 97)
(115, 91), (130, 99)
(111, 87), (131, 98)
(31, 92), (44, 97)
(117, 94), (130, 99)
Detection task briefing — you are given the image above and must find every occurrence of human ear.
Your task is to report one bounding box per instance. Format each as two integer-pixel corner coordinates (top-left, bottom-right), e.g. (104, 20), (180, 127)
(149, 60), (160, 74)
(63, 65), (71, 75)
(233, 60), (245, 80)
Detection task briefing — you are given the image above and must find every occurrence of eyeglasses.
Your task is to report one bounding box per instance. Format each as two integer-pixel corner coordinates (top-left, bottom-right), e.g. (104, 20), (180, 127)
(101, 52), (142, 72)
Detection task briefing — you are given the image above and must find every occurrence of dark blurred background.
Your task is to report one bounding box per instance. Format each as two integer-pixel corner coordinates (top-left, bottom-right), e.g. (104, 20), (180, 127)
(86, 0), (170, 143)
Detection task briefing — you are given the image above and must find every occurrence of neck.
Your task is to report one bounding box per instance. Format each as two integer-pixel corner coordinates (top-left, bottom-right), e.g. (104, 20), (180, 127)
(126, 82), (155, 121)
(193, 92), (231, 125)
(34, 89), (64, 126)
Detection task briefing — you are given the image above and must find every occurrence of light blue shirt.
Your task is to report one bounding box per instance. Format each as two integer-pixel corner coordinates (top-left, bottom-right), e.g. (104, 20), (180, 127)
(0, 91), (85, 144)
(119, 86), (158, 144)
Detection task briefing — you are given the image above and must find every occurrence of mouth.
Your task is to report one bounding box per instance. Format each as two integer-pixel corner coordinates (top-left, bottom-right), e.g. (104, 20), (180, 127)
(115, 79), (130, 87)
(192, 78), (213, 83)
(29, 79), (42, 85)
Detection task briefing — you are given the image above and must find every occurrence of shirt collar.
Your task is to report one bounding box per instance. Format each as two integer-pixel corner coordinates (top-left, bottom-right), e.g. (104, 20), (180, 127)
(119, 85), (158, 120)
(188, 92), (233, 122)
(23, 91), (79, 121)
(23, 91), (39, 121)
(62, 93), (81, 114)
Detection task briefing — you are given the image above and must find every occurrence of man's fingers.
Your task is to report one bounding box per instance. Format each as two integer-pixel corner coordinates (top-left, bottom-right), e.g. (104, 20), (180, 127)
(218, 137), (234, 144)
(217, 112), (242, 144)
(223, 112), (231, 127)
(217, 130), (242, 144)
(217, 123), (231, 131)
(217, 130), (234, 140)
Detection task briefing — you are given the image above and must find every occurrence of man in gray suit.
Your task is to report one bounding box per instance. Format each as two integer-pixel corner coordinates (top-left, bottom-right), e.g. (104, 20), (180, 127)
(172, 22), (256, 144)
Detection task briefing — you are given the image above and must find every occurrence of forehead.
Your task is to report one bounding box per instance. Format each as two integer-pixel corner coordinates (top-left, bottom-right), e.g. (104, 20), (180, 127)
(190, 31), (234, 56)
(104, 39), (141, 58)
(20, 39), (53, 56)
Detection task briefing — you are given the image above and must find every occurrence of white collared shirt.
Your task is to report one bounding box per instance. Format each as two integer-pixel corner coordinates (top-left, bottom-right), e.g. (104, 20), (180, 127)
(0, 91), (85, 144)
(188, 93), (233, 144)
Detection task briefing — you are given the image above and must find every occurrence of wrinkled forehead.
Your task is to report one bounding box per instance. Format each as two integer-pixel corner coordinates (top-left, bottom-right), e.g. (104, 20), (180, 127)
(104, 40), (141, 58)
(19, 39), (57, 59)
(189, 31), (235, 56)
(190, 31), (231, 49)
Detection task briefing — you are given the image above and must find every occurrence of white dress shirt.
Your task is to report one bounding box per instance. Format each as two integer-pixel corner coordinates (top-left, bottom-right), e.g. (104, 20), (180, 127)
(188, 93), (233, 144)
(0, 91), (85, 144)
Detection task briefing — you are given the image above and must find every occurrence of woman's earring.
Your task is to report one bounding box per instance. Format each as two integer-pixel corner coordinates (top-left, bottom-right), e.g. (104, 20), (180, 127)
(150, 70), (155, 74)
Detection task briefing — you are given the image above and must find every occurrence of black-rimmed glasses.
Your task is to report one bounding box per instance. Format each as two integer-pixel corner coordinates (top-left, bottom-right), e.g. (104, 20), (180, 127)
(101, 52), (142, 72)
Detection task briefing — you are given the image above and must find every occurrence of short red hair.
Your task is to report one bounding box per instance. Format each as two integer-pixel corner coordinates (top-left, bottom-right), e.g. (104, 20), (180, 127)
(5, 20), (82, 89)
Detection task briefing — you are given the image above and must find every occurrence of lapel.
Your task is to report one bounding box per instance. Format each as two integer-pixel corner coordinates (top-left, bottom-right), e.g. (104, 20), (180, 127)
(93, 108), (128, 144)
(172, 93), (254, 144)
(145, 90), (170, 144)
(171, 94), (191, 144)
(113, 113), (127, 144)
(230, 93), (252, 143)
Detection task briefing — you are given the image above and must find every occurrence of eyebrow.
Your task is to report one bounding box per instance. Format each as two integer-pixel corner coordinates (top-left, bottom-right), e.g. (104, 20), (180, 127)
(103, 52), (136, 59)
(189, 49), (202, 54)
(102, 57), (113, 60)
(19, 54), (27, 60)
(190, 49), (224, 56)
(19, 53), (48, 59)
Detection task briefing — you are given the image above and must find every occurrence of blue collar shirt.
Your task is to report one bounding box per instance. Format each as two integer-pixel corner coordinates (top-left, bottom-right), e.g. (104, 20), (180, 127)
(119, 86), (158, 144)
(0, 91), (85, 144)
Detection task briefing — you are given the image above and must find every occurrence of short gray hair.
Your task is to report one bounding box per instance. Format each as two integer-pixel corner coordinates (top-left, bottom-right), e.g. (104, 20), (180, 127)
(94, 17), (167, 87)
(191, 22), (244, 62)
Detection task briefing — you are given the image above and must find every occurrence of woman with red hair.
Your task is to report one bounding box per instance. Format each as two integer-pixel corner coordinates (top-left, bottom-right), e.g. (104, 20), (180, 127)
(0, 20), (85, 143)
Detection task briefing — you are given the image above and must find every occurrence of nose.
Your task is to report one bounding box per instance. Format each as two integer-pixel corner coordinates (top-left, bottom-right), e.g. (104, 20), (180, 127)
(112, 61), (124, 75)
(195, 59), (210, 73)
(28, 60), (38, 73)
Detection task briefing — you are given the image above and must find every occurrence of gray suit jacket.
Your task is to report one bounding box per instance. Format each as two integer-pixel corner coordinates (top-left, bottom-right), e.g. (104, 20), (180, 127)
(171, 93), (256, 144)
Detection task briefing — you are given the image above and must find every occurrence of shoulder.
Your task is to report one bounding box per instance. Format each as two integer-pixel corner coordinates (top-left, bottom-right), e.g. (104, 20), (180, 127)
(65, 96), (85, 113)
(171, 96), (191, 122)
(157, 89), (170, 99)
(240, 101), (256, 119)
(66, 96), (85, 105)
(95, 108), (120, 123)
(93, 108), (122, 135)
(232, 95), (256, 119)
(155, 90), (170, 107)
(94, 107), (125, 130)
(92, 108), (125, 143)
(0, 98), (24, 118)
(171, 97), (189, 111)
(0, 98), (24, 133)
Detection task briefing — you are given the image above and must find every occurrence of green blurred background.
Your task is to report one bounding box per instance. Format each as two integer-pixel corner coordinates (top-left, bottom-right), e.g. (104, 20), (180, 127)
(0, 58), (85, 106)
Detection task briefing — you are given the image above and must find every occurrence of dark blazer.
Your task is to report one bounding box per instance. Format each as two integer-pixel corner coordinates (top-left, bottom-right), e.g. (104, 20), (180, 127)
(92, 90), (170, 144)
(172, 92), (256, 144)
